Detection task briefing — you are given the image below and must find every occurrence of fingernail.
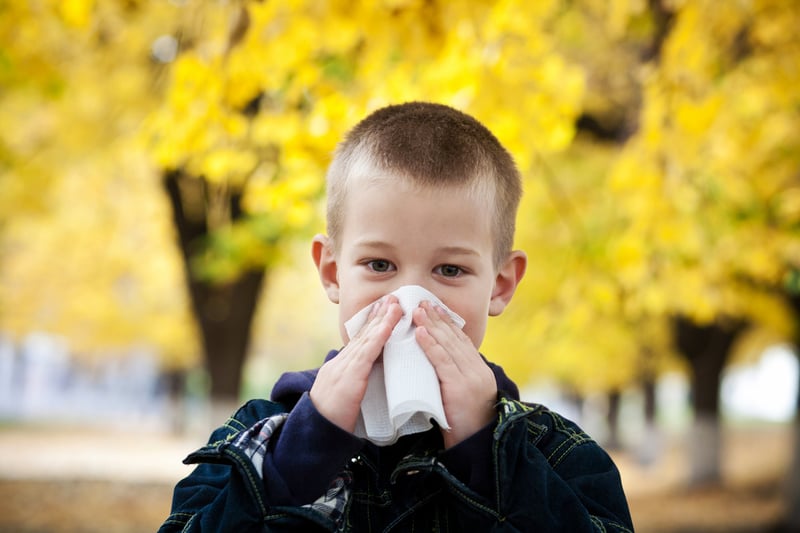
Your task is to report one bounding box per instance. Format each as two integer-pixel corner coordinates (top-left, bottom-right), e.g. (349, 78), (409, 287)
(368, 299), (382, 318)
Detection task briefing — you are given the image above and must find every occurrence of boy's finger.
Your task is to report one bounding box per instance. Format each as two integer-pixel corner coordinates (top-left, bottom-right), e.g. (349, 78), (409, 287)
(415, 324), (460, 376)
(417, 300), (455, 326)
(353, 295), (399, 339)
(415, 303), (470, 353)
(349, 300), (402, 360)
(365, 297), (384, 321)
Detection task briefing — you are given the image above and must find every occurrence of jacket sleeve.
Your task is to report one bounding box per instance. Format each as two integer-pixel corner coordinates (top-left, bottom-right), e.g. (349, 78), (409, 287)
(158, 397), (361, 533)
(157, 400), (283, 533)
(442, 398), (634, 532)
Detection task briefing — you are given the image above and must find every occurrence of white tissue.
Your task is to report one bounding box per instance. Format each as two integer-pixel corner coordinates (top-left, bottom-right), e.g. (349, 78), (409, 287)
(344, 285), (465, 446)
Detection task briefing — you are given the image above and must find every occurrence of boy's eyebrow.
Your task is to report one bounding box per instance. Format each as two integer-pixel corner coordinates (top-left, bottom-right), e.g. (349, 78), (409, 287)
(354, 240), (480, 257)
(352, 239), (394, 250)
(437, 246), (480, 257)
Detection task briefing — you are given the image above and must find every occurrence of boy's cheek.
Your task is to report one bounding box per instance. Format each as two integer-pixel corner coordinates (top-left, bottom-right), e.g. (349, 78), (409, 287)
(462, 323), (487, 350)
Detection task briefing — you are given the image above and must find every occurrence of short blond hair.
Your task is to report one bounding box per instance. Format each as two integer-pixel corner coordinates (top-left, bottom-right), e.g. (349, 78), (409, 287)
(325, 102), (522, 268)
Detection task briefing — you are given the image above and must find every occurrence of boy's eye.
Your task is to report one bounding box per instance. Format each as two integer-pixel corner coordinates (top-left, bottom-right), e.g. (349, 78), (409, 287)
(367, 259), (394, 273)
(437, 264), (463, 277)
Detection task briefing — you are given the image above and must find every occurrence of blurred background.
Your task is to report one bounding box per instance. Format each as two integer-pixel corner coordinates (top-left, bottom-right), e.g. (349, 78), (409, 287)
(1, 0), (799, 531)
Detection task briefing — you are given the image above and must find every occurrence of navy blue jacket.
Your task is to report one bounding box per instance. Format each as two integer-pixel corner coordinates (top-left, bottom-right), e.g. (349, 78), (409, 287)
(159, 351), (633, 532)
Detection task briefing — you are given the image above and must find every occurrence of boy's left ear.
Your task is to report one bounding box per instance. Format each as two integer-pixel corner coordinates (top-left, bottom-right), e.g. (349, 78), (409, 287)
(489, 250), (527, 316)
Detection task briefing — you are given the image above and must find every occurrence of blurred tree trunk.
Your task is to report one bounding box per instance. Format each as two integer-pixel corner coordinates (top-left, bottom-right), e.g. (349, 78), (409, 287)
(191, 270), (264, 403)
(163, 369), (193, 434)
(673, 316), (746, 487)
(642, 376), (657, 429)
(786, 382), (800, 531)
(782, 292), (800, 530)
(637, 375), (662, 466)
(163, 170), (265, 413)
(606, 389), (622, 450)
(605, 377), (659, 460)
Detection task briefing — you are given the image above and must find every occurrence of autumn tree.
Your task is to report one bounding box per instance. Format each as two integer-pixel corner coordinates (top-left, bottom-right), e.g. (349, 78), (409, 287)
(142, 0), (587, 408)
(539, 0), (799, 485)
(610, 0), (800, 486)
(479, 0), (800, 495)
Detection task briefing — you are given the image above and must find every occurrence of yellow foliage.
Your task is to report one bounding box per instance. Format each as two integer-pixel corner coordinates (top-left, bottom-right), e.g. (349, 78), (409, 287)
(2, 0), (799, 388)
(57, 0), (94, 28)
(612, 235), (647, 278)
(603, 0), (800, 333)
(776, 188), (800, 225)
(192, 148), (259, 185)
(0, 1), (198, 365)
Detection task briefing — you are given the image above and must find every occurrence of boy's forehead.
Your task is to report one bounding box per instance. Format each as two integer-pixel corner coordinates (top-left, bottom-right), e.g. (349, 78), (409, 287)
(340, 173), (496, 241)
(345, 171), (490, 200)
(330, 170), (502, 262)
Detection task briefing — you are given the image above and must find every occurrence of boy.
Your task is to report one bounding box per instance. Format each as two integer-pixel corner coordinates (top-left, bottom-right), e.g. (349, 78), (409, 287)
(159, 102), (634, 532)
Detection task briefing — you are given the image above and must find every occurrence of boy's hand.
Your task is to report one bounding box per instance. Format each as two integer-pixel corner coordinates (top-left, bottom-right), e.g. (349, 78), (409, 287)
(310, 295), (402, 433)
(413, 301), (497, 448)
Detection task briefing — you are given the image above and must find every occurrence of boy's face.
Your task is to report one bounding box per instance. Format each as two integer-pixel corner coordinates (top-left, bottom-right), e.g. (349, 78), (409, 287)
(313, 175), (525, 349)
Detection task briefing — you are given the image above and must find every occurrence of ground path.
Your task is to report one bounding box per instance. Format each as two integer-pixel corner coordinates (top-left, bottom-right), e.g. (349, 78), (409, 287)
(0, 423), (794, 532)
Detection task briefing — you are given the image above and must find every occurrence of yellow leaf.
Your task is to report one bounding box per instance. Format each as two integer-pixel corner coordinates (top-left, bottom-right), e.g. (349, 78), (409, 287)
(194, 148), (258, 185)
(58, 0), (93, 28)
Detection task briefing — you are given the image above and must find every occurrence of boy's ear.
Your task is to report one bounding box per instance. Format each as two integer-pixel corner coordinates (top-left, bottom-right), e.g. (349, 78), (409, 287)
(311, 234), (340, 304)
(488, 250), (527, 316)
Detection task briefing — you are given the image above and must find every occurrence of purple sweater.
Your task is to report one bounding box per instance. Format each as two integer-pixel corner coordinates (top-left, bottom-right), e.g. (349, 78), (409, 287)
(262, 350), (520, 506)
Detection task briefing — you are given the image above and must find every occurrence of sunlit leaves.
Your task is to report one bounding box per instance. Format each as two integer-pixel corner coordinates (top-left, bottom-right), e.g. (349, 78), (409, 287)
(145, 0), (586, 187)
(487, 0), (799, 391)
(0, 154), (198, 367)
(607, 0), (800, 331)
(3, 0), (798, 388)
(0, 1), (197, 363)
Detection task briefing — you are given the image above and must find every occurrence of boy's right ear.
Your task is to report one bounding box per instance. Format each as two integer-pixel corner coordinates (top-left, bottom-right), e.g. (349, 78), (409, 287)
(311, 234), (340, 304)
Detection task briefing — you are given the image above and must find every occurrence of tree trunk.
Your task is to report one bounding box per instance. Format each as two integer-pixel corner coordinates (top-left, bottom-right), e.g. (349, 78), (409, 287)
(643, 376), (657, 427)
(163, 170), (265, 411)
(785, 379), (800, 530)
(637, 376), (662, 466)
(782, 292), (800, 530)
(606, 389), (622, 451)
(673, 316), (745, 487)
(189, 270), (265, 402)
(163, 369), (187, 434)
